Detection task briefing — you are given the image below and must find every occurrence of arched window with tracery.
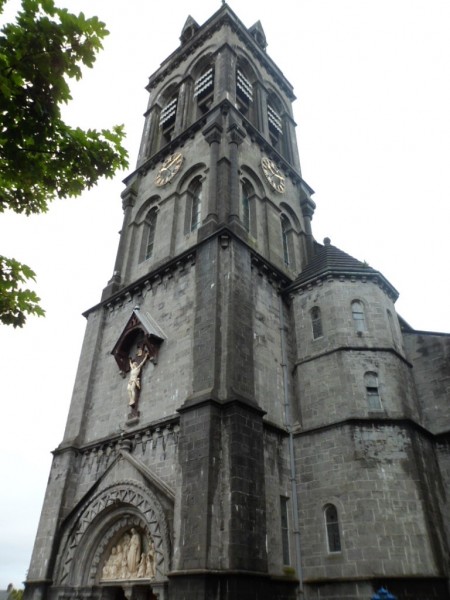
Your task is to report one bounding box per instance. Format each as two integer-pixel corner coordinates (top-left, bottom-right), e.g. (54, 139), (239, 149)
(324, 504), (341, 553)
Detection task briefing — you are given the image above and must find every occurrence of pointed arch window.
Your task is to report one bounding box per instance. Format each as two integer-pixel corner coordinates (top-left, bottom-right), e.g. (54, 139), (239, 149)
(144, 208), (158, 260)
(311, 306), (323, 339)
(365, 371), (382, 410)
(281, 214), (290, 266)
(189, 178), (202, 232)
(351, 300), (366, 333)
(324, 504), (341, 553)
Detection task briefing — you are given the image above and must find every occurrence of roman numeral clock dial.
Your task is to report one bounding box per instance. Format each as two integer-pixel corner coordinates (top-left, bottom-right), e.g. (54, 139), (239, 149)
(155, 152), (184, 187)
(261, 157), (285, 193)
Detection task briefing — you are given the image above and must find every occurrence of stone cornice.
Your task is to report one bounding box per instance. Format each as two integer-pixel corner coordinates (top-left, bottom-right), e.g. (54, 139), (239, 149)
(84, 248), (197, 317)
(54, 414), (180, 456)
(285, 269), (399, 302)
(88, 223), (296, 318)
(294, 345), (413, 369)
(292, 416), (444, 442)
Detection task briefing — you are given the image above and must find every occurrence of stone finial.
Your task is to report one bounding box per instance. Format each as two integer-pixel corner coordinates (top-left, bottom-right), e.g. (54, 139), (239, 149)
(324, 237), (331, 246)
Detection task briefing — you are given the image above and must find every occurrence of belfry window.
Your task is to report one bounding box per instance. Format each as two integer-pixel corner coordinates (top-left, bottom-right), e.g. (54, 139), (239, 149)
(144, 208), (158, 260)
(268, 104), (283, 138)
(194, 66), (214, 114)
(351, 300), (366, 333)
(236, 69), (253, 115)
(364, 371), (382, 410)
(311, 306), (323, 339)
(324, 504), (341, 553)
(160, 95), (178, 144)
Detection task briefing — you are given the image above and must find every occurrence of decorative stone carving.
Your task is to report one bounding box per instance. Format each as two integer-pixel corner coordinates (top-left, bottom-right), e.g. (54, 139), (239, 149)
(55, 482), (171, 586)
(111, 308), (165, 418)
(101, 528), (157, 582)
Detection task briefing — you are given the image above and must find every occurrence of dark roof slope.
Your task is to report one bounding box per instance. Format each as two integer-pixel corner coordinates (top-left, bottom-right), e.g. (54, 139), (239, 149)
(296, 238), (373, 283)
(288, 238), (398, 300)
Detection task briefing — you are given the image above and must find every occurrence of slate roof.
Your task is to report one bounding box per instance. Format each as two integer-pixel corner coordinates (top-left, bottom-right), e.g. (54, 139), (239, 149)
(289, 238), (398, 300)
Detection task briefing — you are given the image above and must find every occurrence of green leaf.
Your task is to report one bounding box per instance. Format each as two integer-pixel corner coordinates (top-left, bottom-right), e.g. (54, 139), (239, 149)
(0, 0), (129, 326)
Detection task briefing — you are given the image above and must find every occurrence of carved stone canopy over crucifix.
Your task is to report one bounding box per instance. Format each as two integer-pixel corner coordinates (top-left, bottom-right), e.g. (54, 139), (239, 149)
(111, 308), (165, 374)
(111, 308), (165, 417)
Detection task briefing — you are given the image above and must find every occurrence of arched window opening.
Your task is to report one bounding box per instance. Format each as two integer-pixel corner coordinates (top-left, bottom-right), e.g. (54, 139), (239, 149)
(311, 306), (323, 339)
(267, 93), (285, 154)
(236, 68), (254, 116)
(281, 214), (290, 266)
(268, 103), (283, 143)
(351, 300), (366, 333)
(241, 180), (253, 232)
(236, 64), (260, 129)
(194, 66), (215, 115)
(145, 209), (158, 260)
(324, 504), (341, 553)
(364, 371), (382, 411)
(189, 179), (202, 232)
(159, 94), (178, 145)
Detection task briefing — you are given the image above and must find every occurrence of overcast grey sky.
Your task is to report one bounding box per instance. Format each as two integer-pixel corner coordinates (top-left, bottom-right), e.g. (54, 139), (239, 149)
(1, 0), (449, 588)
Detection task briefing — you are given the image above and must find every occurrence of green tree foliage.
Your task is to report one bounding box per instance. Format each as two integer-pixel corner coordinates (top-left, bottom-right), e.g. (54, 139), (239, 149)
(0, 0), (129, 326)
(9, 588), (24, 600)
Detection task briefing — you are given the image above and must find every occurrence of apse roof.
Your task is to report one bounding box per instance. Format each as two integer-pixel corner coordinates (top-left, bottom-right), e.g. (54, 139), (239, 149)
(289, 238), (398, 300)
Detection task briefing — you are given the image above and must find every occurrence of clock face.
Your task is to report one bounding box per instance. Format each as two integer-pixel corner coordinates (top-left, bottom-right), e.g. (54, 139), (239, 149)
(261, 157), (285, 193)
(155, 152), (184, 187)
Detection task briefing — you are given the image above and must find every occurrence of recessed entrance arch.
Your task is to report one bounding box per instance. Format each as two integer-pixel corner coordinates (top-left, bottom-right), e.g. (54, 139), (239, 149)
(54, 481), (172, 595)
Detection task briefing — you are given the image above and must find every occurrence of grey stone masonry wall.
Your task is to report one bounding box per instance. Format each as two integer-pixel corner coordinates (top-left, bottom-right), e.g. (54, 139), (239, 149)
(295, 423), (445, 584)
(403, 331), (450, 434)
(263, 428), (293, 575)
(26, 450), (78, 583)
(435, 441), (450, 571)
(295, 349), (418, 430)
(175, 402), (223, 572)
(252, 269), (287, 426)
(67, 262), (196, 446)
(292, 279), (403, 364)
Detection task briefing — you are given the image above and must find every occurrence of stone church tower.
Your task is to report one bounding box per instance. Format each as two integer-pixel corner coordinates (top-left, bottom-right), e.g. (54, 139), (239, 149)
(25, 4), (450, 600)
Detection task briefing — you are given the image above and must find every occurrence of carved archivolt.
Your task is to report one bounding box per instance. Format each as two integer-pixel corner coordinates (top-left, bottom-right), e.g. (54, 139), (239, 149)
(55, 481), (171, 586)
